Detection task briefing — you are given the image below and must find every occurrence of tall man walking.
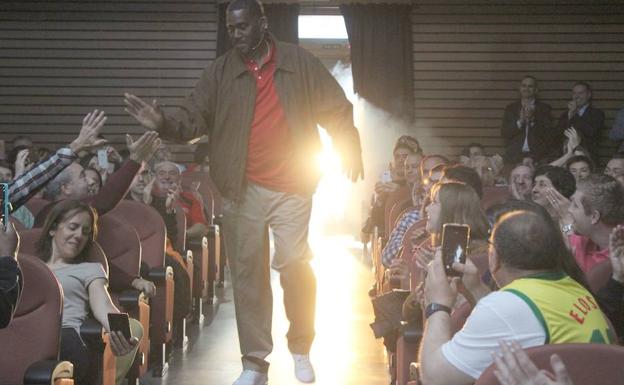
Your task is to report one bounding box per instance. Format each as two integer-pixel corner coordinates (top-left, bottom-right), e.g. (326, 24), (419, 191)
(124, 1), (363, 384)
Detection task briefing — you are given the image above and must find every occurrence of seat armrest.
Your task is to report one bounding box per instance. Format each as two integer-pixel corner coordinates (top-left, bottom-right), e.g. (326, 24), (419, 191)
(24, 360), (74, 385)
(148, 266), (173, 283)
(207, 224), (219, 237)
(186, 239), (203, 249)
(80, 318), (105, 351)
(400, 320), (423, 344)
(119, 289), (146, 310)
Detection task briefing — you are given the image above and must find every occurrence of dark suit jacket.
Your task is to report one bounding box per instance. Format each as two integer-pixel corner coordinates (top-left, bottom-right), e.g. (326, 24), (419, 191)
(501, 100), (556, 164)
(558, 104), (605, 163)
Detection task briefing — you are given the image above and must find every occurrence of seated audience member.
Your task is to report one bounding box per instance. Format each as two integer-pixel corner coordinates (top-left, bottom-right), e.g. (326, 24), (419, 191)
(562, 174), (624, 272)
(509, 164), (534, 201)
(10, 135), (33, 152)
(417, 182), (490, 274)
(35, 131), (160, 227)
(531, 165), (576, 225)
(0, 222), (21, 329)
(418, 209), (614, 385)
(609, 107), (624, 153)
(84, 166), (103, 196)
(127, 164), (153, 205)
(565, 155), (593, 183)
(492, 340), (573, 385)
(36, 200), (143, 385)
(596, 225), (624, 341)
(365, 136), (421, 237)
(558, 81), (605, 164)
(404, 152), (423, 192)
(186, 141), (211, 173)
(604, 152), (624, 179)
(462, 153), (505, 188)
(0, 160), (13, 182)
(501, 75), (556, 164)
(463, 142), (485, 160)
(419, 155), (449, 199)
(153, 160), (208, 245)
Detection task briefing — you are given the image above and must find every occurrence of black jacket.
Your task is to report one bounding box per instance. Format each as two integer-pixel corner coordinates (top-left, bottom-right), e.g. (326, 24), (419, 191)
(0, 256), (22, 328)
(501, 100), (556, 164)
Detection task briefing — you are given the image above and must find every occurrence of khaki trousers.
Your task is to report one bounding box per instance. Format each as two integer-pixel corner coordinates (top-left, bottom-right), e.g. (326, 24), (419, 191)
(222, 183), (316, 372)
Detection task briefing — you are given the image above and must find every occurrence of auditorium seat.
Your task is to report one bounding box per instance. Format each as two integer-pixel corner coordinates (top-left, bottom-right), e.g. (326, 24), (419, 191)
(0, 254), (75, 385)
(476, 343), (624, 385)
(110, 201), (174, 377)
(383, 185), (410, 239)
(97, 214), (151, 380)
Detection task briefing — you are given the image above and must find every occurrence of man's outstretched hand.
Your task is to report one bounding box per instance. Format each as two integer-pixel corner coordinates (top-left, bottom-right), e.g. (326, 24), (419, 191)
(124, 93), (164, 132)
(337, 131), (364, 182)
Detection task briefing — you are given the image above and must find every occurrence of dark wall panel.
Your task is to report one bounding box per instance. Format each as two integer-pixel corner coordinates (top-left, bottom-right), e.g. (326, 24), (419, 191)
(0, 0), (218, 162)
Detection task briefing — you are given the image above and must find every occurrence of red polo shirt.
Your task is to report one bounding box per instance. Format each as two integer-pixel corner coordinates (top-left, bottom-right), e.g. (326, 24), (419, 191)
(244, 41), (299, 193)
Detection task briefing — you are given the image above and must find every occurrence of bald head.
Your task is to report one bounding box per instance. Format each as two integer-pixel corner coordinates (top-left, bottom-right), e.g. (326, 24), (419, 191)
(492, 210), (563, 272)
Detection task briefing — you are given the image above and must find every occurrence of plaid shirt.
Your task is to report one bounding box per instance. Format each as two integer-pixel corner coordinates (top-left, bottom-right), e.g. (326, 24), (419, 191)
(382, 209), (421, 267)
(9, 147), (77, 212)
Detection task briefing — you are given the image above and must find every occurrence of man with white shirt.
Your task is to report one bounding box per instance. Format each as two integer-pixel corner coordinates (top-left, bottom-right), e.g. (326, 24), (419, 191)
(501, 76), (555, 164)
(418, 207), (614, 385)
(558, 81), (605, 164)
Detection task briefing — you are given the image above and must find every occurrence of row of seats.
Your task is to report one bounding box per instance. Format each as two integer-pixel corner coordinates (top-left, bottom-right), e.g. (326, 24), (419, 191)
(0, 170), (224, 385)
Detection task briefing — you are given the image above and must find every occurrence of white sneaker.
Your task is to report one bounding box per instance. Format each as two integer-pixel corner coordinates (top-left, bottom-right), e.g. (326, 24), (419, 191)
(292, 354), (315, 383)
(232, 369), (268, 385)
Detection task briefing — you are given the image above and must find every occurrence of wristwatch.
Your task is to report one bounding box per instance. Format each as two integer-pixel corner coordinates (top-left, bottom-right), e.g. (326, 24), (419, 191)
(425, 303), (452, 319)
(561, 223), (574, 235)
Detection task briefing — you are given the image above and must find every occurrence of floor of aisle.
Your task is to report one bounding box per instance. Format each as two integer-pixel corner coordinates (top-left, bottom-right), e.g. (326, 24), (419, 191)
(142, 234), (389, 385)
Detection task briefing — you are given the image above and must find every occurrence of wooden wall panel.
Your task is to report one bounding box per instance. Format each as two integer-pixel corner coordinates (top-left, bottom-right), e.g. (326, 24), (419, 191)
(411, 1), (624, 165)
(0, 0), (217, 162)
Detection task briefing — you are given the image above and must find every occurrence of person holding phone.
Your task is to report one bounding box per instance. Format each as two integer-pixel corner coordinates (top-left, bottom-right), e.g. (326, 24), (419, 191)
(35, 200), (143, 385)
(417, 207), (613, 385)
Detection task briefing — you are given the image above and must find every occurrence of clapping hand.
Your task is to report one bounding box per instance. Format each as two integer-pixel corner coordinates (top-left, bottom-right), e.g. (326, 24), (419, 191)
(564, 128), (580, 155)
(13, 149), (31, 178)
(493, 341), (573, 385)
(127, 131), (161, 164)
(545, 188), (572, 224)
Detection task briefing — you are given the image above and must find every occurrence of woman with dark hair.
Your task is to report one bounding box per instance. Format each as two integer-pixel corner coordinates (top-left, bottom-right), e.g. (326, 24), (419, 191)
(36, 199), (142, 385)
(565, 154), (594, 182)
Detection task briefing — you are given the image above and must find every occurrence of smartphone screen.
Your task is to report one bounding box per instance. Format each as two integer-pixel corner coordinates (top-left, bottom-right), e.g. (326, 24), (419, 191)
(97, 149), (109, 170)
(107, 312), (132, 340)
(441, 223), (470, 277)
(0, 183), (9, 231)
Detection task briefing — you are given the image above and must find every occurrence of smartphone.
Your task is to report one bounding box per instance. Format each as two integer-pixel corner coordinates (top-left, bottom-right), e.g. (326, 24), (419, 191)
(0, 183), (9, 231)
(107, 312), (132, 340)
(380, 170), (392, 184)
(97, 149), (109, 170)
(441, 223), (470, 277)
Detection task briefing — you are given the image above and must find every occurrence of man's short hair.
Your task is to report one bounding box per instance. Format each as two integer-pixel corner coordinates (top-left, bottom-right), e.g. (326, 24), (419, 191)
(573, 81), (592, 93)
(442, 164), (483, 199)
(227, 0), (265, 19)
(153, 160), (182, 176)
(576, 174), (624, 226)
(565, 155), (595, 172)
(521, 75), (537, 86)
(534, 165), (576, 198)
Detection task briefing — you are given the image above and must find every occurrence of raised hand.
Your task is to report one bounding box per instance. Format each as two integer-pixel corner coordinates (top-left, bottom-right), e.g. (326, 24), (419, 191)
(13, 149), (31, 178)
(127, 131), (161, 163)
(131, 277), (156, 298)
(564, 128), (580, 154)
(69, 109), (108, 154)
(124, 93), (164, 132)
(545, 187), (571, 224)
(609, 225), (624, 283)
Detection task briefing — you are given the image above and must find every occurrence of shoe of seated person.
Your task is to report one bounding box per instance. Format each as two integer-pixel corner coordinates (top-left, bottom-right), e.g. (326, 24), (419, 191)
(292, 354), (316, 383)
(232, 369), (268, 385)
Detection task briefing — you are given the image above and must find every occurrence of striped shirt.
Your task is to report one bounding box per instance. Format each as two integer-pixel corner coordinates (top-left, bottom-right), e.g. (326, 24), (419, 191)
(381, 209), (421, 267)
(9, 147), (77, 212)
